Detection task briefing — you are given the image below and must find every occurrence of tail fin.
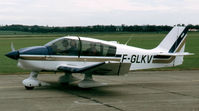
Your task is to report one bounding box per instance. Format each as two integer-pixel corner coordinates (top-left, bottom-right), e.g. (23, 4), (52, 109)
(155, 26), (189, 53)
(130, 26), (192, 70)
(153, 26), (192, 66)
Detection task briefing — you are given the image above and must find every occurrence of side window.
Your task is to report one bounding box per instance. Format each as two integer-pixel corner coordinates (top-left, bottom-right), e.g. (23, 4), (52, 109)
(80, 40), (116, 57)
(103, 45), (116, 56)
(49, 38), (79, 56)
(81, 41), (102, 56)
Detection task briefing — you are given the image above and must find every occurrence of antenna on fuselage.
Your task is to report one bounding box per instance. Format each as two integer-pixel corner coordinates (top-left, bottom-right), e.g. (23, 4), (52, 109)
(125, 37), (132, 45)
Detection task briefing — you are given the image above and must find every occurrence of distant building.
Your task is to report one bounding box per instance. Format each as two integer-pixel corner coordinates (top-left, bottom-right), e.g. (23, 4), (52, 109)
(116, 26), (123, 31)
(189, 29), (199, 32)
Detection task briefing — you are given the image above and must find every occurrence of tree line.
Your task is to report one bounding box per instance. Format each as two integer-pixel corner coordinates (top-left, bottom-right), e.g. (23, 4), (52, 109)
(0, 24), (198, 33)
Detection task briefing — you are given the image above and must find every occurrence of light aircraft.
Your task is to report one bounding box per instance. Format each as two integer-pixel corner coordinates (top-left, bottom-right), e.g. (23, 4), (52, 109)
(5, 26), (193, 90)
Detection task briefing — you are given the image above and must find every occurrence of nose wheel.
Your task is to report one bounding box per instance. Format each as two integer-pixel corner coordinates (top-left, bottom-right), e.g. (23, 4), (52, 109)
(23, 71), (49, 90)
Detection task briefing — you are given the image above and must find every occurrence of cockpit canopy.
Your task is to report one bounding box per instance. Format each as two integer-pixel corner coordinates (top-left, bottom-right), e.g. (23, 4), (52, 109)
(45, 36), (116, 57)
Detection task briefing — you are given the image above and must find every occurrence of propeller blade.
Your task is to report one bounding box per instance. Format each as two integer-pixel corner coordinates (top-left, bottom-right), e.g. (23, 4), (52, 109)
(11, 42), (15, 51)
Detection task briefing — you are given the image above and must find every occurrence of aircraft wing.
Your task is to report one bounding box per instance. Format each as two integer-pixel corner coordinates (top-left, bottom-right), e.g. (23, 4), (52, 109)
(57, 62), (106, 73)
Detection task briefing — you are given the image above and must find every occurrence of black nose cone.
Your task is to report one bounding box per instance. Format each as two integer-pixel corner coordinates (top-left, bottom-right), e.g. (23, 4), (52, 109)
(5, 51), (19, 60)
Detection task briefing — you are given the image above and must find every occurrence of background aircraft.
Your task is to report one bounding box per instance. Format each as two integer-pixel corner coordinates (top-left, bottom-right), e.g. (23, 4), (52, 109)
(6, 26), (193, 89)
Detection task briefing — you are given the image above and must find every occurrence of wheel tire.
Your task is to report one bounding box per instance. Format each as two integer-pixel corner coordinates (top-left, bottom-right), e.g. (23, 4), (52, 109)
(25, 86), (34, 90)
(60, 82), (69, 86)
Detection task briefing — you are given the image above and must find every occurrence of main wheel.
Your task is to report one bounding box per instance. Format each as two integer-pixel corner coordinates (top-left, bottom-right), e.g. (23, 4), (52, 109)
(25, 86), (35, 90)
(60, 82), (69, 86)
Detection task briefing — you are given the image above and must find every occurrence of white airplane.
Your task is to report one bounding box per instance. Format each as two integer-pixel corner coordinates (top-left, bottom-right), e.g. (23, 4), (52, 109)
(6, 26), (193, 90)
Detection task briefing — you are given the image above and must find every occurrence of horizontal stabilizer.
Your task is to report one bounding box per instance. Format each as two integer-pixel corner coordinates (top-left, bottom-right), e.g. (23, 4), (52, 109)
(57, 62), (106, 73)
(156, 52), (194, 56)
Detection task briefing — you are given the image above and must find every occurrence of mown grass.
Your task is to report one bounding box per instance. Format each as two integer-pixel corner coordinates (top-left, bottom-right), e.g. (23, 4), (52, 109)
(0, 31), (198, 74)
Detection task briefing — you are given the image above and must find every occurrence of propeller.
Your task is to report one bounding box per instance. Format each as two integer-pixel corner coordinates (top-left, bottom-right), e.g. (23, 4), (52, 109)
(5, 42), (19, 60)
(11, 42), (15, 51)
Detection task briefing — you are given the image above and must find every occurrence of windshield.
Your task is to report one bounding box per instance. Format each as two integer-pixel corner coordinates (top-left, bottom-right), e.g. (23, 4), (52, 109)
(45, 37), (79, 56)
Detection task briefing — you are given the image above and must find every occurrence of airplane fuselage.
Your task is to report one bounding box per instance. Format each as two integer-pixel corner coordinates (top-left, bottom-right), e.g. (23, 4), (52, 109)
(16, 39), (181, 73)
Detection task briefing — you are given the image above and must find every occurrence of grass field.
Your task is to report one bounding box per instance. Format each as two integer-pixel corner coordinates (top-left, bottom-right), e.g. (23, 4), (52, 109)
(0, 31), (198, 74)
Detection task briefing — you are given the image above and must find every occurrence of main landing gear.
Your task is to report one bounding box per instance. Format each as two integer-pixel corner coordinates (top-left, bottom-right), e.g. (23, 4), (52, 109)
(59, 72), (80, 85)
(78, 73), (107, 88)
(22, 71), (49, 90)
(59, 73), (107, 88)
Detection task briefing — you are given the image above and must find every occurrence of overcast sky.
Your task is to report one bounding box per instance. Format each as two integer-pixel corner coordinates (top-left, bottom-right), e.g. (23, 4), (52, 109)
(0, 0), (198, 26)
